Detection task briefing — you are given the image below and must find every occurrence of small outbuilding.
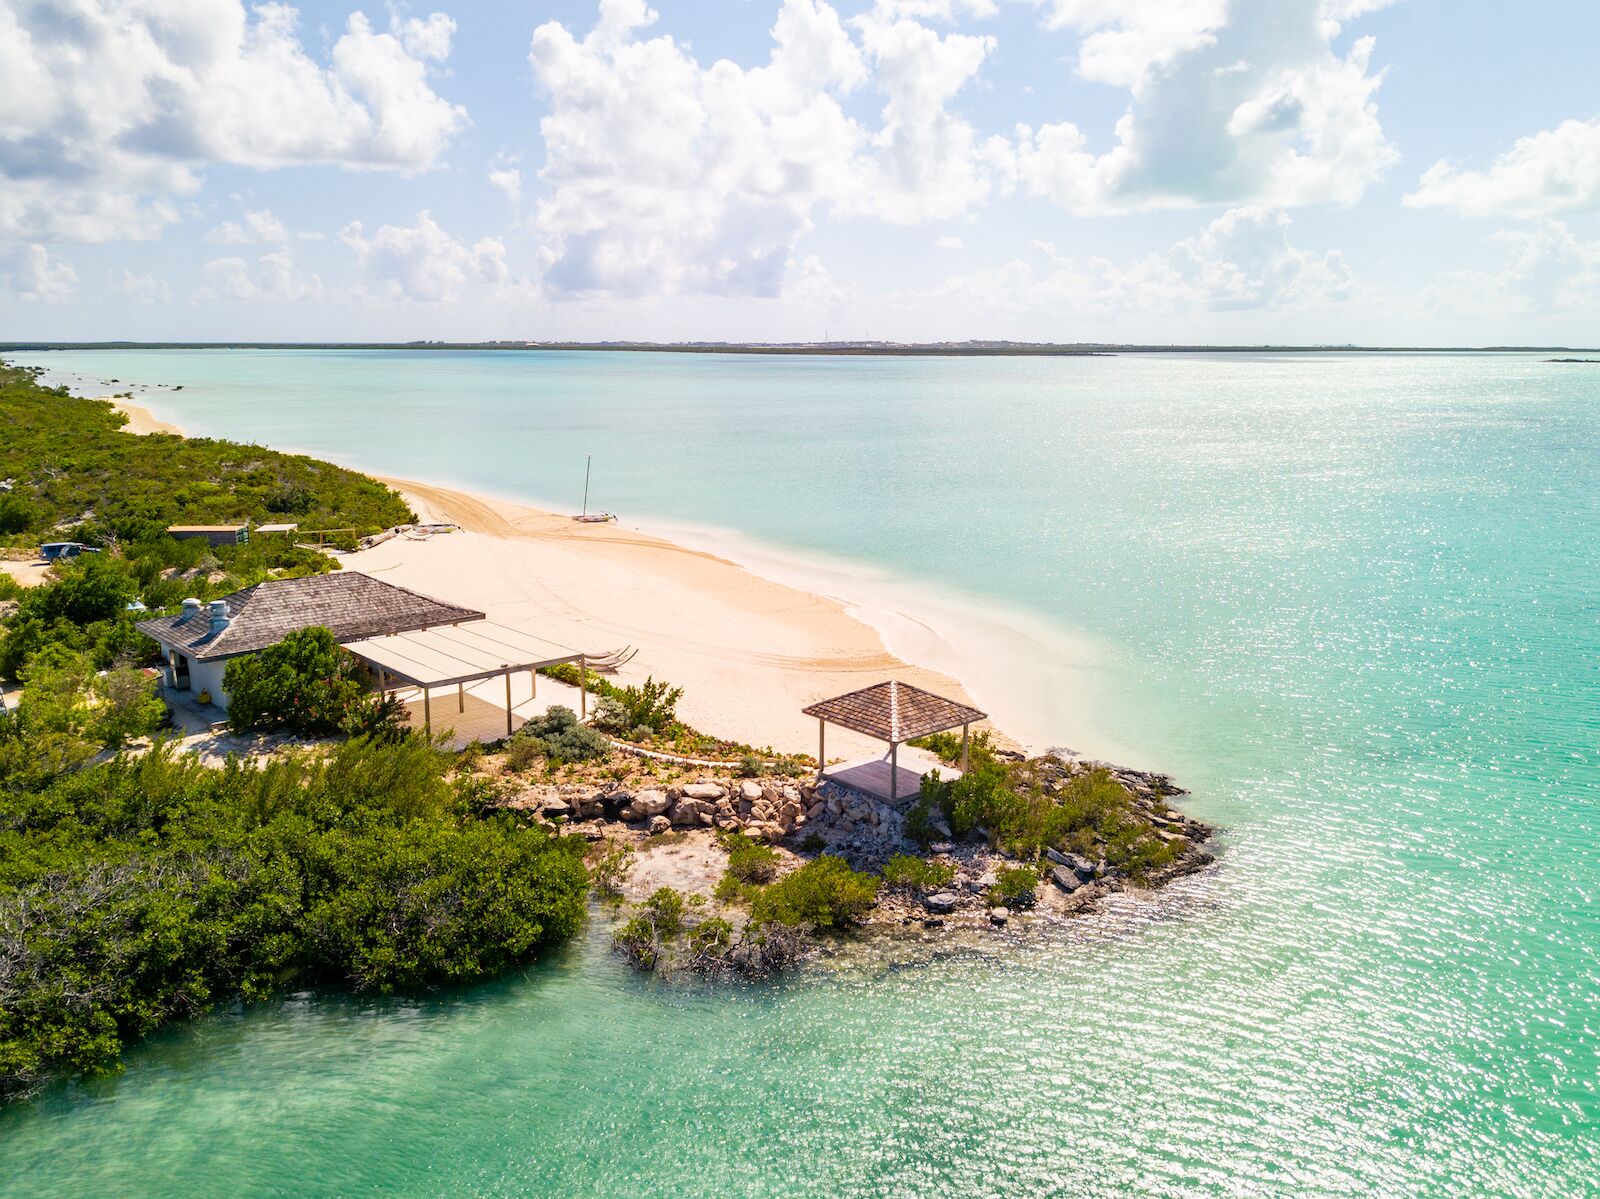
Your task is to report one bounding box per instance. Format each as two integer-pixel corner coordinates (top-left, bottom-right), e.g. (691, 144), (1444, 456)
(802, 680), (987, 805)
(167, 523), (250, 547)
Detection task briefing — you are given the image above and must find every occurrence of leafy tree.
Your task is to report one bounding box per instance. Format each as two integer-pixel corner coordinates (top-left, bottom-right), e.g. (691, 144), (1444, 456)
(222, 627), (371, 736)
(0, 494), (36, 535)
(92, 667), (166, 748)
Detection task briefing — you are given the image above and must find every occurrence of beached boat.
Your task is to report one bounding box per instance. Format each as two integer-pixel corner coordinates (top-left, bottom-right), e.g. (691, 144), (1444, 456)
(570, 454), (616, 522)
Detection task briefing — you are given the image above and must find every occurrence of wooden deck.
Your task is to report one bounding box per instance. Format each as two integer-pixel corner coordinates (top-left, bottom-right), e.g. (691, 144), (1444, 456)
(822, 752), (963, 807)
(397, 673), (587, 749)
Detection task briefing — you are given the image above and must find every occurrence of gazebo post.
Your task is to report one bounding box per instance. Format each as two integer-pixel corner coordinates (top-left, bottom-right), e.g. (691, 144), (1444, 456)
(505, 667), (513, 736)
(890, 740), (899, 805)
(817, 718), (826, 778)
(961, 722), (970, 773)
(578, 655), (587, 720)
(422, 686), (431, 733)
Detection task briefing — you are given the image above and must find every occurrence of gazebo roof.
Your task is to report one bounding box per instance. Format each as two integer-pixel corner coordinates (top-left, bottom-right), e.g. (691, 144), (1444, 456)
(802, 680), (986, 744)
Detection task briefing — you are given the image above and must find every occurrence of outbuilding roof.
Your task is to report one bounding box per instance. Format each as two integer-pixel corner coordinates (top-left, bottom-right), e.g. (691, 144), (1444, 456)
(802, 680), (987, 744)
(135, 572), (484, 660)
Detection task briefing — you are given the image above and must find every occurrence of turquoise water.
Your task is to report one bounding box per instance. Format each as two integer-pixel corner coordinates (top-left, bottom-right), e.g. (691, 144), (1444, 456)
(2, 349), (1596, 1197)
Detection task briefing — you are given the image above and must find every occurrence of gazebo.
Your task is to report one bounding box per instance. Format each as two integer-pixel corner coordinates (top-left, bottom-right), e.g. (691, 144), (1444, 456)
(802, 680), (987, 805)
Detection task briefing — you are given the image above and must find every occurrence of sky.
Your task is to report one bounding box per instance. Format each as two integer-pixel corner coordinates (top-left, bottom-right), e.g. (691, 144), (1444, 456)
(3, 0), (1600, 346)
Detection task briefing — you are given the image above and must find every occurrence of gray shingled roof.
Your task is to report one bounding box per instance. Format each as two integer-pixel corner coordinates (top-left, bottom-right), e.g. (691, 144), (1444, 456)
(802, 680), (986, 744)
(136, 572), (484, 661)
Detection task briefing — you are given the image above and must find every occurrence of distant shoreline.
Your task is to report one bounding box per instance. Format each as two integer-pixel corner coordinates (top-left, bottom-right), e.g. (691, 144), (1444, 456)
(8, 341), (1600, 357)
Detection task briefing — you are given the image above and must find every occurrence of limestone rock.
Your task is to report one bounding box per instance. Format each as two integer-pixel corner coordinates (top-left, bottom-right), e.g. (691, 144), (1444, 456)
(989, 906), (1010, 926)
(739, 780), (764, 802)
(647, 815), (672, 835)
(683, 782), (725, 801)
(631, 789), (670, 818)
(1050, 866), (1083, 894)
(923, 891), (959, 915)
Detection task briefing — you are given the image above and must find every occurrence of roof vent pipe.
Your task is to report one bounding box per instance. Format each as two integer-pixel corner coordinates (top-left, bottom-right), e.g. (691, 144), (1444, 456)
(208, 600), (230, 634)
(181, 598), (202, 622)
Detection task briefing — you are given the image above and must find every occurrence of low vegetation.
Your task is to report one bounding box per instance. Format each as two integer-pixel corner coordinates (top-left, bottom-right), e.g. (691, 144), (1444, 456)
(540, 662), (810, 772)
(0, 736), (590, 1103)
(0, 362), (411, 555)
(223, 626), (404, 740)
(908, 762), (1180, 882)
(504, 705), (611, 768)
(880, 854), (956, 891)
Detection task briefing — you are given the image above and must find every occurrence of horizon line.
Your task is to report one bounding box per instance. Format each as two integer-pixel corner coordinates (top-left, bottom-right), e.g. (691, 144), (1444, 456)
(4, 340), (1600, 357)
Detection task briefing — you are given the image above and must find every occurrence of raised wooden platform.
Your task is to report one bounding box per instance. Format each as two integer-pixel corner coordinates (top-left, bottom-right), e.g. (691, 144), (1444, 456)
(822, 754), (962, 807)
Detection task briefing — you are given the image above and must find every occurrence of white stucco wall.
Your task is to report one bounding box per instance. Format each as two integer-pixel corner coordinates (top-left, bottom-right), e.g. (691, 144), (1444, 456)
(188, 658), (230, 710)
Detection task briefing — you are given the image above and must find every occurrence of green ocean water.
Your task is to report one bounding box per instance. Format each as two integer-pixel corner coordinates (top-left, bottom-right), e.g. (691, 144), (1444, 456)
(1, 349), (1596, 1198)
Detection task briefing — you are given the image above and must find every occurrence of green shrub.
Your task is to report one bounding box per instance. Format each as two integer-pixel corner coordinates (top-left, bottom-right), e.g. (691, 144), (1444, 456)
(222, 626), (377, 737)
(880, 854), (955, 891)
(610, 676), (683, 734)
(688, 917), (733, 954)
(721, 831), (780, 885)
(738, 753), (763, 778)
(0, 736), (589, 1102)
(641, 887), (686, 939)
(907, 728), (994, 768)
(988, 867), (1040, 909)
(748, 855), (878, 930)
(511, 705), (609, 763)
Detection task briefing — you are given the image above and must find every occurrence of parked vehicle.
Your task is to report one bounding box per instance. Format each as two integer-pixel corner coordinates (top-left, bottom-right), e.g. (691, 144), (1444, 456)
(38, 541), (101, 561)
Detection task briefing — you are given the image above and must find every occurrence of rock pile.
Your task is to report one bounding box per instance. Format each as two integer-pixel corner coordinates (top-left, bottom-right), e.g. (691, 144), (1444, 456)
(511, 775), (816, 842)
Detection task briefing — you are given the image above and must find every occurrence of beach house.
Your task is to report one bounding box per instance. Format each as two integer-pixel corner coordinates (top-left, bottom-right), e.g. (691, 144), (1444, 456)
(136, 571), (592, 736)
(135, 572), (484, 713)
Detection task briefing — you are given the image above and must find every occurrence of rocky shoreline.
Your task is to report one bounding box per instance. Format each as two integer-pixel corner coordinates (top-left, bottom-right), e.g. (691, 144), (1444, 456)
(500, 747), (1218, 969)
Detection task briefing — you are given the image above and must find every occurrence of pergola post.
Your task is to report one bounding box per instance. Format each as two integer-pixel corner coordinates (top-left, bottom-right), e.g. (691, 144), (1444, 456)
(890, 740), (899, 806)
(961, 722), (970, 773)
(422, 686), (431, 733)
(578, 655), (587, 720)
(458, 681), (465, 713)
(531, 666), (537, 699)
(817, 718), (826, 778)
(505, 667), (513, 736)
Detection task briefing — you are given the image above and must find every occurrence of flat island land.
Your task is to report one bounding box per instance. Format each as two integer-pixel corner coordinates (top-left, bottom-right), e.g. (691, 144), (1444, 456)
(0, 364), (1220, 1106)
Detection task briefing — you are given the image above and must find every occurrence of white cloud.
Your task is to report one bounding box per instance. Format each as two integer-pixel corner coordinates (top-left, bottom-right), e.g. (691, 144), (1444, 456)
(200, 250), (322, 301)
(935, 235), (965, 250)
(340, 211), (508, 303)
(845, 12), (1007, 224)
(933, 205), (1350, 321)
(528, 0), (1004, 298)
(206, 209), (292, 245)
(0, 244), (77, 301)
(0, 2), (466, 243)
(871, 1), (999, 21)
(111, 269), (170, 306)
(488, 155), (523, 209)
(1019, 0), (1398, 213)
(1406, 119), (1600, 218)
(1422, 221), (1600, 317)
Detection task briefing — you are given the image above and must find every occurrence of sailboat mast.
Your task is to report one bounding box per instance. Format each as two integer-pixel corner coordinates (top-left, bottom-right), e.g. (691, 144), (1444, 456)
(582, 454), (591, 518)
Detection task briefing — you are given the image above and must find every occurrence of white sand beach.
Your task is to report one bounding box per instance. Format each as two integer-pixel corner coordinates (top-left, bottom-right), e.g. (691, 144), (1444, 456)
(353, 477), (983, 762)
(103, 396), (1110, 761)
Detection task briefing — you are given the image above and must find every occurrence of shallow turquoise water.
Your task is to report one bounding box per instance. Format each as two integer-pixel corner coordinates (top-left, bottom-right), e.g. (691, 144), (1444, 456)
(2, 349), (1596, 1197)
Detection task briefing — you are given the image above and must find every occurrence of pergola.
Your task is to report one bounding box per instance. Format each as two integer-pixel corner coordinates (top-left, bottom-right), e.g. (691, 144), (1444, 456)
(344, 619), (587, 736)
(802, 679), (987, 805)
